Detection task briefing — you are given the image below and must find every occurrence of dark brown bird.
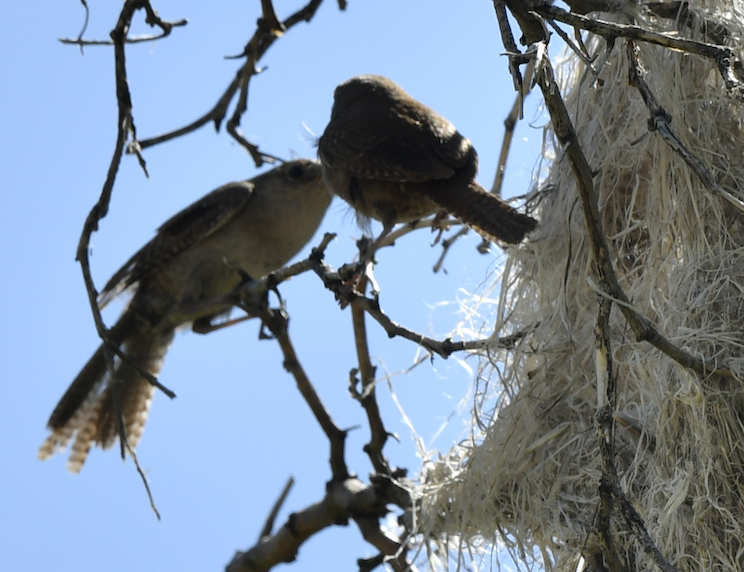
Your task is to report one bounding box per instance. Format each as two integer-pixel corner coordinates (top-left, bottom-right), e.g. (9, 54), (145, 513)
(317, 74), (536, 248)
(39, 160), (331, 472)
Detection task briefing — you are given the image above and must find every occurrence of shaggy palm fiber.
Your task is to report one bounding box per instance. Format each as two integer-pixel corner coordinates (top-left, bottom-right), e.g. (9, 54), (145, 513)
(419, 2), (744, 570)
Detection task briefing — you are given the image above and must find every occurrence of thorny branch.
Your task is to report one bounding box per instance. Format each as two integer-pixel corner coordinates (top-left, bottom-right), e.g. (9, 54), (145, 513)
(510, 2), (743, 567)
(626, 41), (744, 214)
(533, 46), (734, 381)
(532, 3), (744, 96)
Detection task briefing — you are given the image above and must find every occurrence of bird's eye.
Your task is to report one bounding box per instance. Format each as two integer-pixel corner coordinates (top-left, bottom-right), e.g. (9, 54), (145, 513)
(287, 164), (304, 179)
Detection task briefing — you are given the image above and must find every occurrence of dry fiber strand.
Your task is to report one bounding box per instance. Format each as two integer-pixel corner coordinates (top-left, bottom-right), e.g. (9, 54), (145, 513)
(419, 2), (744, 570)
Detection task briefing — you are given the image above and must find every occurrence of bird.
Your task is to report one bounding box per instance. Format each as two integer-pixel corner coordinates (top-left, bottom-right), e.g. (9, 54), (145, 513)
(317, 74), (537, 252)
(38, 159), (331, 472)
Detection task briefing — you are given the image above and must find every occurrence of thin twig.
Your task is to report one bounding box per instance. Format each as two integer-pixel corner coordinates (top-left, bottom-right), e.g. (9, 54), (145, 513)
(547, 18), (596, 71)
(73, 0), (185, 519)
(493, 0), (525, 100)
(626, 41), (744, 214)
(76, 0), (177, 399)
(533, 47), (734, 381)
(249, 299), (349, 481)
(126, 441), (161, 520)
(136, 0), (329, 165)
(349, 249), (394, 476)
(74, 0), (90, 52)
(533, 3), (744, 96)
(434, 227), (470, 274)
(60, 29), (187, 46)
(259, 477), (295, 539)
(491, 59), (535, 198)
(75, 0), (139, 348)
(309, 251), (527, 359)
(60, 2), (187, 46)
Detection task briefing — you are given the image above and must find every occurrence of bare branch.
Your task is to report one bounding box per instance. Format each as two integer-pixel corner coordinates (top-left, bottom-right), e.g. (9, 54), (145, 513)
(533, 3), (744, 96)
(137, 0), (331, 165)
(226, 476), (409, 572)
(354, 514), (418, 572)
(74, 0), (90, 51)
(349, 275), (394, 476)
(75, 0), (141, 342)
(491, 59), (535, 197)
(493, 0), (526, 98)
(307, 247), (528, 359)
(60, 27), (187, 46)
(433, 227), (470, 274)
(593, 293), (625, 572)
(73, 0), (178, 405)
(254, 301), (350, 481)
(532, 47), (735, 381)
(258, 0), (287, 37)
(125, 439), (161, 520)
(70, 0), (181, 516)
(226, 477), (369, 572)
(626, 41), (744, 214)
(60, 3), (187, 46)
(259, 478), (295, 539)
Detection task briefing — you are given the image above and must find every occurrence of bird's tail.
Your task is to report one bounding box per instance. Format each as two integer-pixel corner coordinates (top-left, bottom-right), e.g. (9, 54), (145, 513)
(425, 180), (537, 244)
(38, 311), (174, 473)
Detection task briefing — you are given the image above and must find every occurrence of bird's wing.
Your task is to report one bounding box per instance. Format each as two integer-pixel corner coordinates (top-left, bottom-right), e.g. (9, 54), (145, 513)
(98, 181), (254, 308)
(319, 103), (461, 183)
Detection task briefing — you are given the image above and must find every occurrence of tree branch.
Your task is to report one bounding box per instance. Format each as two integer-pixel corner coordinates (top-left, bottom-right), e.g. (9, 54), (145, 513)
(136, 0), (332, 166)
(349, 270), (395, 476)
(533, 2), (744, 96)
(60, 2), (187, 46)
(72, 0), (174, 515)
(626, 40), (744, 214)
(532, 46), (735, 381)
(253, 301), (350, 481)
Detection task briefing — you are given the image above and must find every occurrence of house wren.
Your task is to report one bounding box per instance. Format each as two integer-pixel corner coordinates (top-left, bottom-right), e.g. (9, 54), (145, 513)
(39, 159), (331, 472)
(318, 75), (536, 246)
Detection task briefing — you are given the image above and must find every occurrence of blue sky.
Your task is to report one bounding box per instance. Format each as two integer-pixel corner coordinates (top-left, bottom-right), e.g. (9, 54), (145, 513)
(0, 1), (543, 570)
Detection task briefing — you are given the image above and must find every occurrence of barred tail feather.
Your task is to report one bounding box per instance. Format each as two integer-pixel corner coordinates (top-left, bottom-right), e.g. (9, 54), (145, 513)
(39, 311), (172, 472)
(425, 181), (536, 244)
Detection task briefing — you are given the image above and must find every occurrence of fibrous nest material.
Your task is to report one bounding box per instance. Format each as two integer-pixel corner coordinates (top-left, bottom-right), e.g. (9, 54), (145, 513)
(419, 2), (744, 570)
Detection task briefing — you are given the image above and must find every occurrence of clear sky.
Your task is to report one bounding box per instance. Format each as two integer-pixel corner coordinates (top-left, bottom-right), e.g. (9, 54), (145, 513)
(0, 1), (543, 570)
